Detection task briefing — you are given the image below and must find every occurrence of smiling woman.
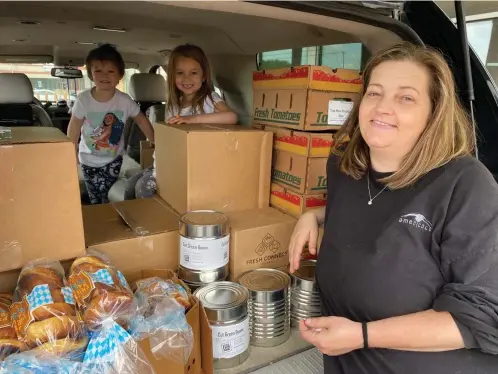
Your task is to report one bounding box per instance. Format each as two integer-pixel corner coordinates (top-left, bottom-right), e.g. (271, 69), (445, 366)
(288, 42), (498, 374)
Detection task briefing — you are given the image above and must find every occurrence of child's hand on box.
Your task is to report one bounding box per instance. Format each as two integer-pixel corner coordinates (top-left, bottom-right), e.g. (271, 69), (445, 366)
(167, 115), (197, 125)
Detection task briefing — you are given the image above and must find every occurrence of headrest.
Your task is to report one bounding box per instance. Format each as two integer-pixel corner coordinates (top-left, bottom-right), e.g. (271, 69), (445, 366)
(0, 73), (33, 104)
(129, 73), (166, 102)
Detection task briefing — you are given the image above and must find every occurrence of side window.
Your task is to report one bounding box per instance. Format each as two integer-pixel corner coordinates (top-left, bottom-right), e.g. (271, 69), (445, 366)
(257, 43), (369, 71)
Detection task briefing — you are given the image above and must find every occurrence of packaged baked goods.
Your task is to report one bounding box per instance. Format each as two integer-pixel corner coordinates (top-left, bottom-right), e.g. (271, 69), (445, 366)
(0, 293), (24, 361)
(9, 260), (87, 360)
(130, 277), (194, 365)
(68, 251), (134, 331)
(4, 320), (154, 374)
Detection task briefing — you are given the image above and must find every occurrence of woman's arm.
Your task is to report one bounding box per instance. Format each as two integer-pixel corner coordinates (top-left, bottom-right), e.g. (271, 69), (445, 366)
(368, 310), (464, 352)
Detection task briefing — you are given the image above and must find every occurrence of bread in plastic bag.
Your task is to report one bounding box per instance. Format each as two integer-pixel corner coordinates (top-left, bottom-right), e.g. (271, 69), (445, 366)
(129, 277), (194, 365)
(67, 251), (134, 332)
(9, 259), (88, 360)
(0, 293), (25, 361)
(3, 320), (155, 374)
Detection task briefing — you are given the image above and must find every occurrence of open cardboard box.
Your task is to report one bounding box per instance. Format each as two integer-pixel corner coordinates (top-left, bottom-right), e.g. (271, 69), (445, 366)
(126, 269), (213, 374)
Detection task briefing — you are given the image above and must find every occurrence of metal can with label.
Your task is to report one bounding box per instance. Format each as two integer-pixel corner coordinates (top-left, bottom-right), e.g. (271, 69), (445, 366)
(194, 281), (250, 369)
(178, 210), (229, 285)
(238, 268), (291, 348)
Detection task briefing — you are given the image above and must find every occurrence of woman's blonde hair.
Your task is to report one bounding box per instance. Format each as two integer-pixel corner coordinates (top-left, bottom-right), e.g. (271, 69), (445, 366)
(166, 44), (215, 116)
(332, 42), (475, 189)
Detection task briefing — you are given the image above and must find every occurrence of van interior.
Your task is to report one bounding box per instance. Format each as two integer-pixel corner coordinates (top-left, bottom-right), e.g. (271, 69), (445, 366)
(1, 1), (497, 203)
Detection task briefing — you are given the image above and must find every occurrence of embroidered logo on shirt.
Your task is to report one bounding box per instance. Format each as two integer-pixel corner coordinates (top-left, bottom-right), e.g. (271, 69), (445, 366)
(399, 213), (432, 232)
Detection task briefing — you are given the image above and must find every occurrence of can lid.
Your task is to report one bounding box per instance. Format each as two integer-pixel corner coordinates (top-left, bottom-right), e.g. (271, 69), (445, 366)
(179, 210), (228, 238)
(238, 268), (290, 292)
(294, 260), (316, 281)
(194, 281), (248, 310)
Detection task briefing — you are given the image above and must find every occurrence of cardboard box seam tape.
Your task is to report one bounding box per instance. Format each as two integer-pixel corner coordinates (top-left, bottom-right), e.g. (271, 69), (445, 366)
(111, 202), (151, 236)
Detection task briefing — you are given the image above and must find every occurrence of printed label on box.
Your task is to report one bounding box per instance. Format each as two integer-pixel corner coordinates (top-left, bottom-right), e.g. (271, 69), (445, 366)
(328, 100), (354, 125)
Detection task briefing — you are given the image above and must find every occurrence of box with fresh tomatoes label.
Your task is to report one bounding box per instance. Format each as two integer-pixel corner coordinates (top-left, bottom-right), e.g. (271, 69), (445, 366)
(270, 183), (327, 218)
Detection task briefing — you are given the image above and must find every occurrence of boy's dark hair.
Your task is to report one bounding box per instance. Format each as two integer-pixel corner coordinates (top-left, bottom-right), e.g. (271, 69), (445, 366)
(85, 43), (125, 80)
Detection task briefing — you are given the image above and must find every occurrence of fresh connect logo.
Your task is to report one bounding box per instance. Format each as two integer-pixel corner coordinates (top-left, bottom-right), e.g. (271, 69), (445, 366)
(272, 169), (301, 187)
(254, 108), (301, 123)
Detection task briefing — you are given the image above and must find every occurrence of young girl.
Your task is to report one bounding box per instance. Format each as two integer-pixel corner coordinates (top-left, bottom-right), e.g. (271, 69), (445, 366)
(126, 44), (237, 200)
(68, 44), (154, 205)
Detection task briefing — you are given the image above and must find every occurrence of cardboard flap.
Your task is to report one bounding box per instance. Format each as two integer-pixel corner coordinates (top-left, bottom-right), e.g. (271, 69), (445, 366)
(227, 208), (297, 231)
(83, 198), (179, 246)
(0, 127), (71, 145)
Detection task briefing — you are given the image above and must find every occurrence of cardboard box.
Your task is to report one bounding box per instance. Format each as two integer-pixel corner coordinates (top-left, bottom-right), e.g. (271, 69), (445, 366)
(254, 125), (334, 158)
(270, 183), (327, 218)
(82, 198), (180, 274)
(252, 65), (363, 92)
(226, 208), (297, 281)
(126, 269), (213, 374)
(253, 89), (359, 131)
(140, 140), (155, 169)
(272, 150), (327, 194)
(155, 123), (273, 214)
(0, 127), (85, 272)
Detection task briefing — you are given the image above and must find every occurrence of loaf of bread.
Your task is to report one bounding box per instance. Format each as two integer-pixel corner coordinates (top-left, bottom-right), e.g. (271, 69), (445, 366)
(68, 251), (134, 331)
(135, 277), (192, 313)
(0, 293), (24, 360)
(10, 260), (86, 356)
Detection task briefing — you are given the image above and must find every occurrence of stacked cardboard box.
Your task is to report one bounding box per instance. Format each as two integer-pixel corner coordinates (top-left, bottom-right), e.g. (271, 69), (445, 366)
(252, 65), (362, 217)
(0, 127), (85, 273)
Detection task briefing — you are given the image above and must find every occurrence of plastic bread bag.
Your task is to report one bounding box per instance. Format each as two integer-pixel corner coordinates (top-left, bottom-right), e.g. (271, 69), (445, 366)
(67, 250), (135, 332)
(81, 319), (155, 374)
(9, 259), (88, 361)
(129, 277), (193, 365)
(0, 293), (25, 360)
(3, 320), (155, 374)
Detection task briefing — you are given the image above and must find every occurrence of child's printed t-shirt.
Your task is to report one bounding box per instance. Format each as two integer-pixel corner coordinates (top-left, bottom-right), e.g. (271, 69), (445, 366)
(72, 89), (140, 167)
(153, 92), (224, 177)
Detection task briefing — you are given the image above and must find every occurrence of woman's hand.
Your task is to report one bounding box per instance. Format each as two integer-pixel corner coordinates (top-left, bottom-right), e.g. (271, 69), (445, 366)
(289, 211), (320, 273)
(299, 317), (363, 356)
(167, 115), (198, 125)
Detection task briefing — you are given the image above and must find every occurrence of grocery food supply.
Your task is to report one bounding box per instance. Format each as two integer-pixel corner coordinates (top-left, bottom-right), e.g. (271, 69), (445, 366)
(130, 276), (194, 365)
(10, 260), (87, 359)
(290, 260), (321, 328)
(68, 251), (134, 331)
(178, 210), (230, 287)
(194, 281), (249, 369)
(238, 268), (291, 347)
(0, 293), (24, 361)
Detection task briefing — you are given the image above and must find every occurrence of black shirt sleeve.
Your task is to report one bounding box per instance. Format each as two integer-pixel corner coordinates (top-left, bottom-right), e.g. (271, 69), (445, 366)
(432, 158), (498, 354)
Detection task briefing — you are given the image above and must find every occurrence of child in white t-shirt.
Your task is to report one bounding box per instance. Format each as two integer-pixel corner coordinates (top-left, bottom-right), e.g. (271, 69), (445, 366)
(68, 44), (154, 204)
(125, 43), (237, 200)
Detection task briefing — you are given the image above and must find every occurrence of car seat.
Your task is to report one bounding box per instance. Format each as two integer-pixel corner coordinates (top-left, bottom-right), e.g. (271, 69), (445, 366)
(126, 73), (167, 163)
(0, 73), (53, 127)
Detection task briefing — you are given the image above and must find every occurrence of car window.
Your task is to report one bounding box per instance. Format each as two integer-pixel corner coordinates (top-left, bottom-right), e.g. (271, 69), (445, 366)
(0, 63), (139, 103)
(257, 43), (368, 71)
(436, 2), (498, 89)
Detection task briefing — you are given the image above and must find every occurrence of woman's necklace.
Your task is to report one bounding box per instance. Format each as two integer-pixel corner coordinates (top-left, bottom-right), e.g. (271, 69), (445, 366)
(367, 171), (388, 205)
